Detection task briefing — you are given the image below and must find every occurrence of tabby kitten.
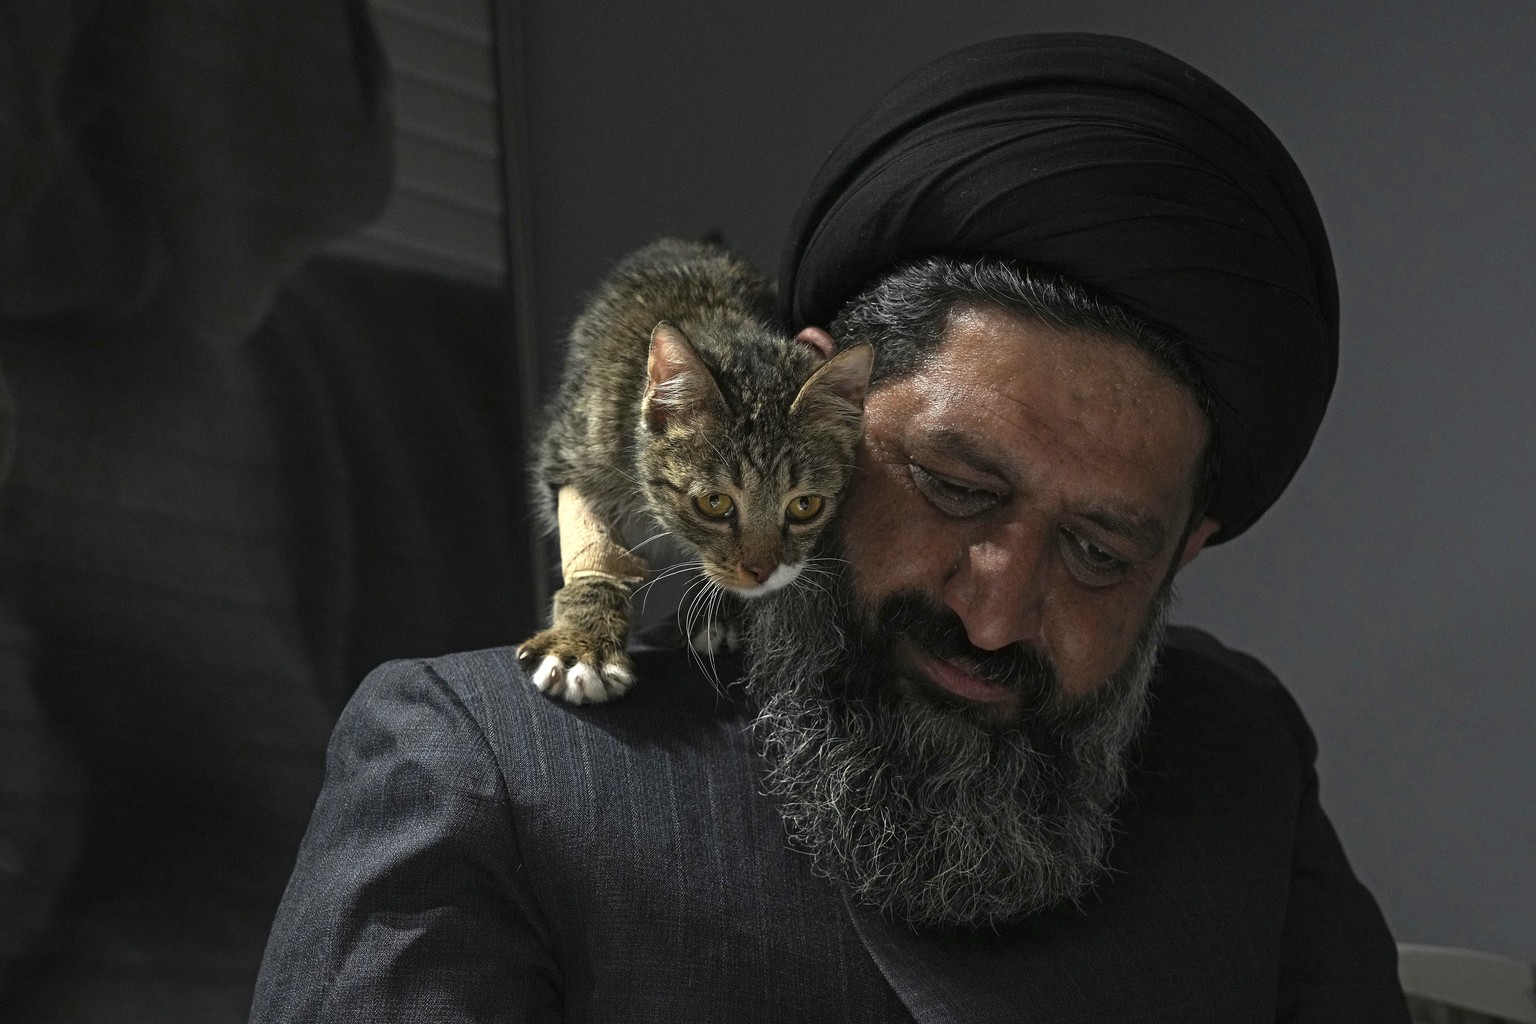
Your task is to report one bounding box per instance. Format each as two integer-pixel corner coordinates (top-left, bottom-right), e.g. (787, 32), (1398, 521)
(518, 238), (873, 704)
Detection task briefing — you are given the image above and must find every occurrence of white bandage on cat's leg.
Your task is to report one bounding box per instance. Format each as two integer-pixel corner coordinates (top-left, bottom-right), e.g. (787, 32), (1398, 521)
(556, 486), (648, 587)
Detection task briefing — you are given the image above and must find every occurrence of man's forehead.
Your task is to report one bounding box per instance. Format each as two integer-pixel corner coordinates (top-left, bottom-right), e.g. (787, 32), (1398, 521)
(880, 306), (1204, 427)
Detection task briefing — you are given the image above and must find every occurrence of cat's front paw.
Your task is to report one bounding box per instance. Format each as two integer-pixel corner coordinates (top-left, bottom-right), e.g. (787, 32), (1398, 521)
(686, 594), (745, 655)
(688, 616), (742, 655)
(516, 627), (635, 704)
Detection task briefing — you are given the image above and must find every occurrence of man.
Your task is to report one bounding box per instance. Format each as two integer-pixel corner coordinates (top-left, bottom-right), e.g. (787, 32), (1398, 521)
(251, 34), (1408, 1022)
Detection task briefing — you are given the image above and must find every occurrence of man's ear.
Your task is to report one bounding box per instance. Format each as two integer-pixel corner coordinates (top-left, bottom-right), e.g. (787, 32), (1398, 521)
(1176, 517), (1221, 571)
(794, 325), (837, 359)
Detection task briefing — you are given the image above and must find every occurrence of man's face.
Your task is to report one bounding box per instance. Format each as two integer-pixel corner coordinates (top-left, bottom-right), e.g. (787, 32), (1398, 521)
(839, 303), (1218, 715)
(746, 302), (1222, 928)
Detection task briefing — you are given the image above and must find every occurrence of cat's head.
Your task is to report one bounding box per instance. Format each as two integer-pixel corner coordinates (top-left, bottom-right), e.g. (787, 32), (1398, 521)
(638, 322), (873, 598)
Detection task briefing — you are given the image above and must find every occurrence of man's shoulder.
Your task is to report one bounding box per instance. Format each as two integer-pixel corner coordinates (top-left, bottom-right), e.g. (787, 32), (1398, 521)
(1161, 624), (1286, 693)
(1150, 624), (1318, 765)
(348, 640), (751, 770)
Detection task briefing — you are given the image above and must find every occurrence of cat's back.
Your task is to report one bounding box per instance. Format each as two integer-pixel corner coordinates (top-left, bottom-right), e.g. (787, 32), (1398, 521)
(573, 237), (776, 355)
(534, 237), (799, 515)
(608, 237), (775, 314)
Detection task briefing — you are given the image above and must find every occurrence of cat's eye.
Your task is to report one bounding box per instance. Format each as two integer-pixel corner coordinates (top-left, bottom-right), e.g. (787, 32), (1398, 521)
(785, 494), (824, 523)
(693, 492), (736, 520)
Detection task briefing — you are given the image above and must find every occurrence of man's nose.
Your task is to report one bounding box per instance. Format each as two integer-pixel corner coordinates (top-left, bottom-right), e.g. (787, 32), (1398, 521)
(940, 527), (1048, 651)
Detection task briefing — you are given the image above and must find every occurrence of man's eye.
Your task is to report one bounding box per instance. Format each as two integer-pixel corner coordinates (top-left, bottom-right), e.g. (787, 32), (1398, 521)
(1061, 529), (1129, 586)
(909, 464), (999, 517)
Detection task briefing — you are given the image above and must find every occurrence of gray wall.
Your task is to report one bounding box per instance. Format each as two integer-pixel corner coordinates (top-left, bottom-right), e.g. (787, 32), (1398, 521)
(517, 0), (1536, 960)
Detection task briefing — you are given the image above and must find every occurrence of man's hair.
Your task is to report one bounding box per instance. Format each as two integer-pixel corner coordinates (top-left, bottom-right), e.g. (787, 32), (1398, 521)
(828, 255), (1219, 524)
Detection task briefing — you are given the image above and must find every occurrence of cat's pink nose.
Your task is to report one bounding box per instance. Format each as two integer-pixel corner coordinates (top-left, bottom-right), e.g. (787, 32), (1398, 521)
(742, 564), (773, 584)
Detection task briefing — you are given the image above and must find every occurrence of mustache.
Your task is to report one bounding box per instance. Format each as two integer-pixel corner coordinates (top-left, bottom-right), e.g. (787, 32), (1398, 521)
(874, 590), (1058, 701)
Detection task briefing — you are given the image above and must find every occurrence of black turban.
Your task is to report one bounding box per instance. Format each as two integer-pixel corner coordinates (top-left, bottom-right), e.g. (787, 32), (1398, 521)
(779, 33), (1337, 544)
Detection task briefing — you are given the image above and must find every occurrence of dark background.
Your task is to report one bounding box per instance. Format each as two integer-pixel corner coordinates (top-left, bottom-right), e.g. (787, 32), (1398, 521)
(512, 0), (1536, 962)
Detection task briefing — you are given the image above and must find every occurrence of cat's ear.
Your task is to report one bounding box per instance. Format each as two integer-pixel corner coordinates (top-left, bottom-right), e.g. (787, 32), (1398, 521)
(789, 342), (874, 423)
(644, 321), (725, 431)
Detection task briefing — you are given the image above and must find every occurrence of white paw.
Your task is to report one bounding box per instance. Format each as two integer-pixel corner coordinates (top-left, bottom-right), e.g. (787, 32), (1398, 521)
(689, 618), (742, 655)
(530, 655), (565, 694)
(531, 656), (634, 704)
(602, 660), (635, 694)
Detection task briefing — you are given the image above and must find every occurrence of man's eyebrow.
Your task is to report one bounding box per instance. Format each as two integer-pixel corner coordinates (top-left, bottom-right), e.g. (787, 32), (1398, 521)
(922, 428), (1012, 480)
(1075, 503), (1167, 557)
(922, 428), (1170, 554)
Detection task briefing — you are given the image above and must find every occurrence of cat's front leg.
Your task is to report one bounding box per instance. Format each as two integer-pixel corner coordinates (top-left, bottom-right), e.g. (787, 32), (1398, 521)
(687, 591), (746, 655)
(517, 576), (635, 703)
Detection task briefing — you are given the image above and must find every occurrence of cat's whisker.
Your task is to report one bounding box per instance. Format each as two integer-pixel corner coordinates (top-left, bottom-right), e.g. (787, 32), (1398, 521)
(628, 529), (675, 552)
(691, 580), (718, 635)
(790, 557), (853, 604)
(793, 573), (831, 599)
(681, 585), (708, 656)
(683, 582), (728, 693)
(681, 577), (710, 632)
(678, 574), (715, 636)
(806, 554), (851, 567)
(634, 559), (704, 593)
(794, 562), (839, 582)
(707, 591), (730, 691)
(635, 561), (706, 613)
(679, 569), (713, 601)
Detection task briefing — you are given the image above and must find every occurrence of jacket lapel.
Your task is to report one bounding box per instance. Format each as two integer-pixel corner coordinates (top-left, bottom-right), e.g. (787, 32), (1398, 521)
(842, 892), (1032, 1024)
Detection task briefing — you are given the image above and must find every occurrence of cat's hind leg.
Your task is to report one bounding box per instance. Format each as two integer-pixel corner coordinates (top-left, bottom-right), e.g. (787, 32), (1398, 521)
(517, 577), (635, 703)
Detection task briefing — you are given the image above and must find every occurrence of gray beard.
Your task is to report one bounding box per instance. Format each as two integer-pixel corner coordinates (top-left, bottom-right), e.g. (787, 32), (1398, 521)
(744, 560), (1169, 930)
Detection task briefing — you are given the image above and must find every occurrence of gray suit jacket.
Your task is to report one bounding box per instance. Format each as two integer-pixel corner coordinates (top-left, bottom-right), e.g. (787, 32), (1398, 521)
(251, 627), (1409, 1022)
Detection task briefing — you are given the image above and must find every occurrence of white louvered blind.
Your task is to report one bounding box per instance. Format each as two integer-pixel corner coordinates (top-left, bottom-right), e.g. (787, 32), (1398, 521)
(328, 0), (504, 284)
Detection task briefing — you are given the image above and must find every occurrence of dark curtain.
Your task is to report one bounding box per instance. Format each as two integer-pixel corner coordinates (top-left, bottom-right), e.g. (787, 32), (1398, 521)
(0, 2), (536, 1019)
